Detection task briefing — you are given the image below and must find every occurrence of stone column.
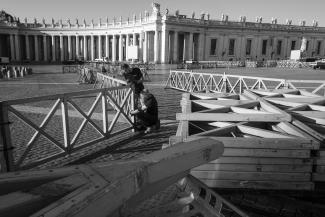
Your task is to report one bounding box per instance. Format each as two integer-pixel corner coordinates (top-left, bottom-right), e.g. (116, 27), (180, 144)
(98, 35), (102, 59)
(143, 31), (148, 63)
(68, 35), (72, 60)
(25, 35), (30, 60)
(133, 33), (137, 46)
(218, 34), (225, 59)
(59, 35), (64, 61)
(282, 37), (288, 59)
(112, 35), (116, 62)
(161, 27), (168, 64)
(139, 32), (143, 61)
(126, 34), (130, 60)
(119, 34), (123, 62)
(173, 31), (179, 63)
(154, 30), (159, 63)
(198, 33), (205, 61)
(253, 36), (260, 60)
(43, 35), (47, 61)
(83, 36), (87, 60)
(9, 35), (15, 61)
(188, 32), (193, 61)
(91, 35), (94, 60)
(14, 35), (20, 61)
(76, 35), (79, 58)
(106, 35), (109, 59)
(183, 34), (187, 61)
(35, 35), (40, 61)
(51, 36), (56, 62)
(240, 36), (246, 60)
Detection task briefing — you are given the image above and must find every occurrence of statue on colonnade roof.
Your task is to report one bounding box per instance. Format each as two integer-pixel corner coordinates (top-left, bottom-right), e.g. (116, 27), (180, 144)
(0, 10), (15, 23)
(152, 2), (161, 16)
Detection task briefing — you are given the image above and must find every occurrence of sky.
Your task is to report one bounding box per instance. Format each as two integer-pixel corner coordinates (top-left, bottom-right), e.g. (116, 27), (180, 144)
(2, 0), (325, 26)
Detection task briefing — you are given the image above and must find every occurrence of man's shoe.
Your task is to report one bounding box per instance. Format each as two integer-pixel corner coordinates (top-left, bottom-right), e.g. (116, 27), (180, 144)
(144, 127), (152, 134)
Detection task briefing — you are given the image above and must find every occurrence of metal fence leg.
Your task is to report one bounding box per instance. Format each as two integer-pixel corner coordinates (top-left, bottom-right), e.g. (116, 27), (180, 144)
(0, 102), (15, 172)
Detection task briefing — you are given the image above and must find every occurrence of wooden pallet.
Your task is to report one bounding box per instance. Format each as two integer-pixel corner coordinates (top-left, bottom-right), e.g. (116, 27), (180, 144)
(172, 89), (325, 190)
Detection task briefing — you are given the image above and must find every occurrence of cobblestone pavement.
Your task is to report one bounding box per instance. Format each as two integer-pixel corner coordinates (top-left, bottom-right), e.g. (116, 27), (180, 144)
(3, 65), (325, 216)
(2, 66), (182, 170)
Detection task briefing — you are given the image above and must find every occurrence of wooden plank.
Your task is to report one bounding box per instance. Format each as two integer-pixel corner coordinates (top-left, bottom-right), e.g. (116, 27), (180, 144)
(191, 171), (310, 181)
(309, 104), (325, 111)
(30, 138), (224, 217)
(177, 113), (291, 122)
(267, 97), (325, 104)
(230, 107), (272, 114)
(315, 165), (325, 173)
(244, 90), (292, 119)
(0, 173), (88, 216)
(292, 112), (325, 125)
(193, 163), (312, 173)
(191, 100), (257, 108)
(223, 148), (310, 158)
(291, 119), (325, 142)
(181, 136), (318, 149)
(210, 156), (313, 165)
(194, 125), (238, 137)
(315, 158), (325, 166)
(237, 125), (295, 138)
(276, 122), (320, 144)
(190, 92), (238, 100)
(313, 173), (325, 182)
(292, 111), (325, 125)
(170, 135), (318, 150)
(199, 179), (314, 190)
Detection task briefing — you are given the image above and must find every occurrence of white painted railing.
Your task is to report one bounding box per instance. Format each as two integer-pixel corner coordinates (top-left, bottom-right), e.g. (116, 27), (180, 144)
(0, 86), (134, 172)
(93, 72), (127, 88)
(165, 70), (325, 95)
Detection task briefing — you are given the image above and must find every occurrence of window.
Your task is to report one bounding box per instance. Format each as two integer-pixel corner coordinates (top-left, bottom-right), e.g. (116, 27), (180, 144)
(262, 40), (267, 55)
(246, 39), (252, 55)
(306, 41), (310, 51)
(291, 41), (296, 50)
(228, 39), (235, 56)
(210, 39), (217, 55)
(276, 40), (282, 55)
(317, 41), (322, 55)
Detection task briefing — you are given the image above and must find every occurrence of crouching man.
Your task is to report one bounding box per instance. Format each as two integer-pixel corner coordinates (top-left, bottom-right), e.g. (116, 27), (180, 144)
(131, 89), (160, 134)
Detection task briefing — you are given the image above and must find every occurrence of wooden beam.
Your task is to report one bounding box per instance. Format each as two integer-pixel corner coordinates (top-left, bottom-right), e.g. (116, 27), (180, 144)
(191, 171), (310, 181)
(176, 113), (291, 122)
(223, 148), (310, 158)
(29, 138), (224, 217)
(177, 136), (318, 149)
(237, 125), (295, 138)
(199, 179), (314, 190)
(193, 163), (312, 173)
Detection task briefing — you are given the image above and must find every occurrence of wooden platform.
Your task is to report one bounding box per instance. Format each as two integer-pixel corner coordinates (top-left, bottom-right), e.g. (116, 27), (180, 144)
(171, 89), (325, 190)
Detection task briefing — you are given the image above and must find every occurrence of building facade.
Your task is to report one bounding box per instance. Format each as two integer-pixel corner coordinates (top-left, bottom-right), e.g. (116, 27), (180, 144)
(1, 3), (325, 64)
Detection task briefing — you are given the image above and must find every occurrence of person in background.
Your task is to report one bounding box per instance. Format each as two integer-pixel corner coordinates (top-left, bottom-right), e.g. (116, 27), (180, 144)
(131, 89), (160, 134)
(121, 63), (144, 106)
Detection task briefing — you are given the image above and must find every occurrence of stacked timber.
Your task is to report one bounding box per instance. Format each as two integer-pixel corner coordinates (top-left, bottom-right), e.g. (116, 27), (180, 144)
(172, 90), (324, 190)
(250, 89), (325, 183)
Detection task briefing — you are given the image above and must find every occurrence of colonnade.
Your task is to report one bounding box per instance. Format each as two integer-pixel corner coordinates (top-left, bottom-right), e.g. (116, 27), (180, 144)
(7, 31), (163, 63)
(6, 29), (320, 63)
(5, 30), (206, 64)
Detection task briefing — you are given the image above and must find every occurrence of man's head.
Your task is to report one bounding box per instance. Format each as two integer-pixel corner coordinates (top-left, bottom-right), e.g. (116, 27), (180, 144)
(121, 63), (130, 70)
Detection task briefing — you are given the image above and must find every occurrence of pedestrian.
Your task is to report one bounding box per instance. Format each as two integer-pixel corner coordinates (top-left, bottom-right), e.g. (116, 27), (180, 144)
(121, 63), (144, 106)
(131, 89), (160, 134)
